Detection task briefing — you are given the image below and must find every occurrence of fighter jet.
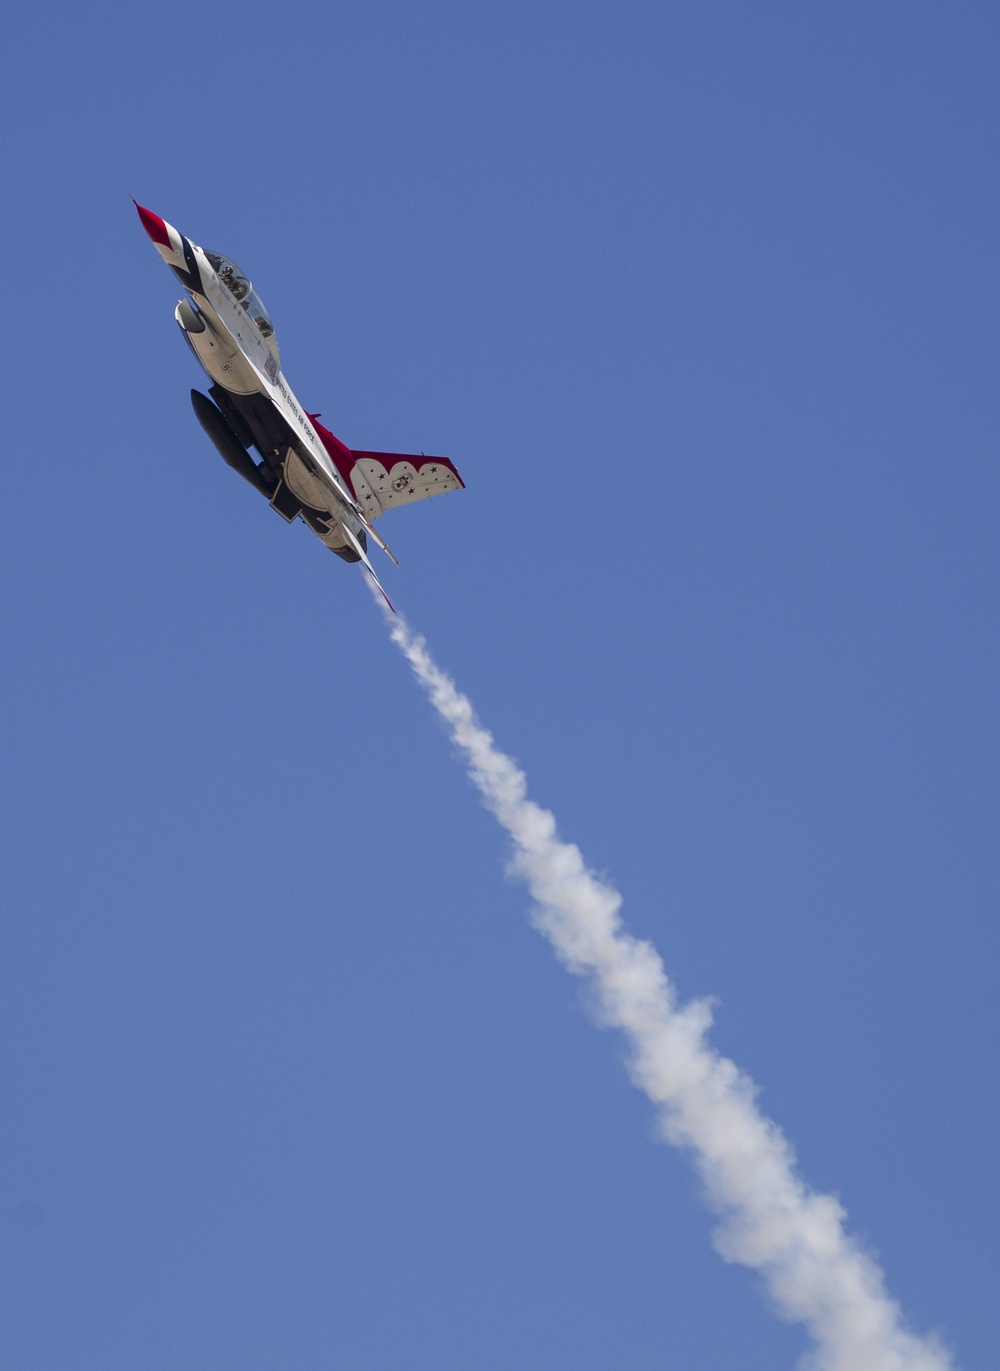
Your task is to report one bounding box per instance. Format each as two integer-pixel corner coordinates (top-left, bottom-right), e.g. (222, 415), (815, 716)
(134, 202), (463, 605)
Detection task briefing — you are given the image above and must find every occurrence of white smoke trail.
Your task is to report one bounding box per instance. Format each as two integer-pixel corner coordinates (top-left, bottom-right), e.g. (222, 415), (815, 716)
(378, 597), (951, 1371)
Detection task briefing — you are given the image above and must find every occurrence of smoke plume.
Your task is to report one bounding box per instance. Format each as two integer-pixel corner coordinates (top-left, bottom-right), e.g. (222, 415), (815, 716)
(381, 600), (951, 1371)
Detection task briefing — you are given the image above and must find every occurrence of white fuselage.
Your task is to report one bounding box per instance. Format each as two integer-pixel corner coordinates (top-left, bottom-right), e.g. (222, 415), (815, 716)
(179, 241), (360, 532)
(136, 201), (419, 592)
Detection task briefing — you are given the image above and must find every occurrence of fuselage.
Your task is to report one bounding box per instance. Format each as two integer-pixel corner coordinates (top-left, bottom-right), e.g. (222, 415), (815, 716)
(137, 202), (463, 591)
(137, 203), (371, 562)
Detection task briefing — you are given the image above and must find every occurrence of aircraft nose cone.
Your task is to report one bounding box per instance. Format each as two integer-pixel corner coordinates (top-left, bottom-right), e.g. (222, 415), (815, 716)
(132, 198), (171, 248)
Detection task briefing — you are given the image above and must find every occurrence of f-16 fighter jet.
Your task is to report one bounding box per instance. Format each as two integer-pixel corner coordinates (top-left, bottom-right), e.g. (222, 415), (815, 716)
(134, 201), (464, 605)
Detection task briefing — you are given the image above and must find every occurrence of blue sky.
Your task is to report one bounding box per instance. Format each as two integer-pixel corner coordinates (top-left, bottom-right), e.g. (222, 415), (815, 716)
(0, 2), (996, 1367)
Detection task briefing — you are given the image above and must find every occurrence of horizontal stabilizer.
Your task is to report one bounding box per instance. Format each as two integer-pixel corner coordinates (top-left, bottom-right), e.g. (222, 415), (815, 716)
(341, 523), (396, 612)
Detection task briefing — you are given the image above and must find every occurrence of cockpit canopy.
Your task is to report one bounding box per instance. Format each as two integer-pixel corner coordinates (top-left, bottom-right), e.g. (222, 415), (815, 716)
(205, 250), (279, 362)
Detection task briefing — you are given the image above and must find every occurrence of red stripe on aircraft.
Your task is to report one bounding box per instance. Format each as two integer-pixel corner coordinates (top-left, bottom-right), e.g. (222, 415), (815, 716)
(351, 452), (464, 487)
(308, 414), (359, 488)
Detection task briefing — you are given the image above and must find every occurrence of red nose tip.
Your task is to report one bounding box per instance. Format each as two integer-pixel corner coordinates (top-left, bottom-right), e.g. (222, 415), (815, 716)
(132, 198), (171, 248)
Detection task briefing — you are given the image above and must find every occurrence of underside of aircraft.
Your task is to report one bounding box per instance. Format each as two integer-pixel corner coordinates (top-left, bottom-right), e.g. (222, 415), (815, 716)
(136, 203), (464, 594)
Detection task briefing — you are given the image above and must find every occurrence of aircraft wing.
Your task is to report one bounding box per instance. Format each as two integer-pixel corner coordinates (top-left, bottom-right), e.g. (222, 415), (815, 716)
(348, 452), (465, 517)
(308, 416), (464, 521)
